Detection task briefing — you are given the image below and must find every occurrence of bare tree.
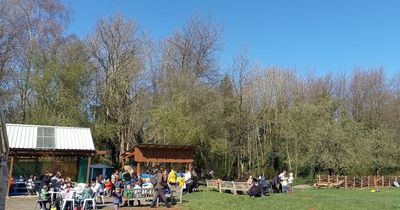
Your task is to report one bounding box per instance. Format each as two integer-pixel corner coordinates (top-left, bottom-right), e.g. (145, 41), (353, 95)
(88, 14), (146, 164)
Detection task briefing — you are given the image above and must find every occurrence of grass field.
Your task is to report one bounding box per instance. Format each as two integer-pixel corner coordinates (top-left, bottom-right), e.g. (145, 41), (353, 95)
(180, 188), (400, 210)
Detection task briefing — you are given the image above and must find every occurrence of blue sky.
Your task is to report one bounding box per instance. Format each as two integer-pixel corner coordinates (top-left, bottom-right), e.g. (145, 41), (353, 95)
(63, 0), (400, 75)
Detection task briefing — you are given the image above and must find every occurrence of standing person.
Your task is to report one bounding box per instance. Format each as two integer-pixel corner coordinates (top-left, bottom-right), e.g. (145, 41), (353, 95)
(288, 173), (294, 193)
(167, 168), (177, 186)
(247, 175), (253, 188)
(112, 187), (122, 210)
(184, 169), (192, 193)
(51, 172), (62, 192)
(151, 168), (171, 208)
(281, 177), (289, 193)
(278, 170), (287, 181)
(259, 173), (269, 196)
(39, 171), (51, 192)
(111, 170), (119, 185)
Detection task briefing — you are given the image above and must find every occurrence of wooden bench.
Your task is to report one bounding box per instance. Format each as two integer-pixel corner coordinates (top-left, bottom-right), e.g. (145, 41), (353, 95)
(219, 181), (235, 193)
(166, 185), (183, 204)
(128, 188), (154, 206)
(233, 182), (249, 195)
(206, 179), (219, 192)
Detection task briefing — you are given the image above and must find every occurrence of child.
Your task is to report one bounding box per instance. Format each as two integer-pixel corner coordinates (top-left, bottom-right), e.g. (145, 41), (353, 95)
(281, 177), (289, 193)
(112, 187), (122, 210)
(39, 185), (49, 210)
(105, 178), (113, 196)
(288, 173), (294, 193)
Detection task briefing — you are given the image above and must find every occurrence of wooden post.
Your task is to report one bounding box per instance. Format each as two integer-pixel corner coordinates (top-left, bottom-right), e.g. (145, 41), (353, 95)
(6, 156), (14, 197)
(360, 176), (363, 188)
(353, 176), (355, 189)
(328, 175), (330, 183)
(374, 176), (377, 188)
(382, 176), (384, 187)
(336, 175), (339, 183)
(367, 176), (370, 188)
(318, 175), (321, 183)
(388, 176), (391, 187)
(86, 156), (91, 184)
(137, 162), (141, 175)
(345, 176), (348, 189)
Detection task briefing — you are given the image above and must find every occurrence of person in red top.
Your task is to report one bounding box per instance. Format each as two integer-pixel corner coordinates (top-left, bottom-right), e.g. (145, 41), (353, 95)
(105, 179), (113, 197)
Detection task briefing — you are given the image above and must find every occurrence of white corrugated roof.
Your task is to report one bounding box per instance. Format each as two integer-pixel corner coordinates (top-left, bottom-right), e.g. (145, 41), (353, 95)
(6, 124), (95, 151)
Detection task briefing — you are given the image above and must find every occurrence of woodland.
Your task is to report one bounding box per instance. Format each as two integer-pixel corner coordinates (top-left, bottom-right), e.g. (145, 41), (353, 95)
(1, 0), (400, 179)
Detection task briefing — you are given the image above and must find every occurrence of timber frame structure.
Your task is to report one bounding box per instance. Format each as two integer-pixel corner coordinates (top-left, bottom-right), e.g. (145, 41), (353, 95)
(121, 144), (196, 174)
(6, 148), (97, 197)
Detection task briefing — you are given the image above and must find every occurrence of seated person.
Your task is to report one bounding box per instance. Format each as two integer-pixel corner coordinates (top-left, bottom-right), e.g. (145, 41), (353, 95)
(63, 185), (74, 199)
(63, 185), (75, 210)
(123, 170), (132, 187)
(133, 180), (142, 190)
(78, 184), (93, 205)
(248, 178), (262, 197)
(122, 184), (134, 206)
(39, 185), (50, 210)
(104, 179), (113, 196)
(26, 175), (35, 195)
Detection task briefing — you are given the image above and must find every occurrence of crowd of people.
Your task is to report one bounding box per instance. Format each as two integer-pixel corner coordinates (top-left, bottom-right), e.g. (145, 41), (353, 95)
(246, 170), (295, 197)
(11, 166), (197, 210)
(36, 171), (94, 210)
(107, 167), (198, 209)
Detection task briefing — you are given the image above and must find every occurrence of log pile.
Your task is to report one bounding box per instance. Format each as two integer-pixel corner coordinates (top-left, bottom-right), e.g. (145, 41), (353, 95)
(316, 175), (398, 189)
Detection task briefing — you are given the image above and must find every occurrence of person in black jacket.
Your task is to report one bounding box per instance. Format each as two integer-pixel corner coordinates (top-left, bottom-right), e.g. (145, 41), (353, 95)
(39, 171), (52, 191)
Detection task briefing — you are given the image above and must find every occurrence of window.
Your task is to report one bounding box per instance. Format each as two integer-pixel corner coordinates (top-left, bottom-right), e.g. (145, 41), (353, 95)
(37, 127), (55, 148)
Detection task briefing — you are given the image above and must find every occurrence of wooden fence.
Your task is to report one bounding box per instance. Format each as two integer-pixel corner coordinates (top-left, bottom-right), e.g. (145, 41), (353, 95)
(316, 175), (399, 189)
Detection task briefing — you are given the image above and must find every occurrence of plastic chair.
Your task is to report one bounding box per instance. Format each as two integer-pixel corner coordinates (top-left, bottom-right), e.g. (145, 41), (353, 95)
(95, 192), (105, 205)
(61, 198), (75, 210)
(82, 198), (97, 210)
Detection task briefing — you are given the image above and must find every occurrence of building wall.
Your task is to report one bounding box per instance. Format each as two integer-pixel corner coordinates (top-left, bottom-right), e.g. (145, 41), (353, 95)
(13, 157), (78, 181)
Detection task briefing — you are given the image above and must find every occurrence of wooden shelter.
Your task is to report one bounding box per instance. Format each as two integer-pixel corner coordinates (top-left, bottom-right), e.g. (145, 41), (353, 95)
(6, 124), (97, 196)
(121, 144), (196, 173)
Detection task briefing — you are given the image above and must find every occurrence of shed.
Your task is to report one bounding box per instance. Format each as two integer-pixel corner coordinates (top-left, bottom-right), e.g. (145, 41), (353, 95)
(121, 144), (196, 174)
(6, 123), (96, 196)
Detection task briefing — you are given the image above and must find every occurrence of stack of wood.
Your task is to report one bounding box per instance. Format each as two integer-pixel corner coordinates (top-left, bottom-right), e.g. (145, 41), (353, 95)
(315, 175), (398, 189)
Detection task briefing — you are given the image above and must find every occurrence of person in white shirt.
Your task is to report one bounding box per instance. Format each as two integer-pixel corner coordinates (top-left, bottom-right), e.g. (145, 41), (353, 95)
(278, 170), (286, 180)
(184, 169), (192, 192)
(63, 185), (75, 209)
(288, 173), (294, 193)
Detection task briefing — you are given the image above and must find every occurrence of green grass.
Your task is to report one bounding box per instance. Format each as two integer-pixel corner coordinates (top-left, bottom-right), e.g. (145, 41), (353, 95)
(180, 187), (400, 210)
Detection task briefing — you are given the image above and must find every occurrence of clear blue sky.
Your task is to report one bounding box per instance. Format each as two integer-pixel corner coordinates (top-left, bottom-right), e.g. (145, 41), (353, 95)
(63, 0), (400, 75)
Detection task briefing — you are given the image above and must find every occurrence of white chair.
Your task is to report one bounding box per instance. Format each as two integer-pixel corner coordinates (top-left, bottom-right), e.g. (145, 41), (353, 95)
(95, 192), (105, 205)
(61, 198), (75, 210)
(82, 198), (96, 210)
